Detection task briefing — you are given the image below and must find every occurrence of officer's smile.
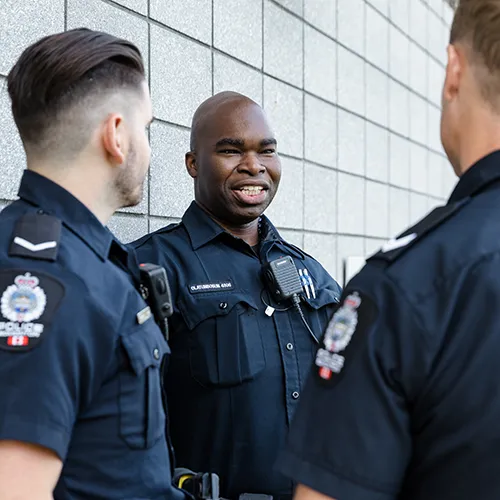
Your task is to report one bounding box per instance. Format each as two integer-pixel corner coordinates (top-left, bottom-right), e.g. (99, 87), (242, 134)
(231, 181), (270, 206)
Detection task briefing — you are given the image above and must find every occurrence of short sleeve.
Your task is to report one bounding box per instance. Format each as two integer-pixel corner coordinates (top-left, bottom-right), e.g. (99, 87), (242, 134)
(276, 271), (430, 500)
(0, 268), (114, 460)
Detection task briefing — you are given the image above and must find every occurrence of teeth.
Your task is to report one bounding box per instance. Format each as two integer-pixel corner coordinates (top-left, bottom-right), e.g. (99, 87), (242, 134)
(240, 186), (263, 193)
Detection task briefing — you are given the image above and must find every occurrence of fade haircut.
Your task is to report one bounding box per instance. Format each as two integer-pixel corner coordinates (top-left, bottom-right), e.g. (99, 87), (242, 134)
(7, 28), (145, 155)
(450, 0), (500, 107)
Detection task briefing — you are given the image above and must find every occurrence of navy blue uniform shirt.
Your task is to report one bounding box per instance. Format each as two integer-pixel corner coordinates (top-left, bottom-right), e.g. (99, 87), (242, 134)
(132, 201), (341, 499)
(0, 170), (184, 500)
(276, 150), (500, 500)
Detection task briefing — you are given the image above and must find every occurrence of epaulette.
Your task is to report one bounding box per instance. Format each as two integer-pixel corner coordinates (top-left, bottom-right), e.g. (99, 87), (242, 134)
(9, 212), (62, 262)
(367, 198), (470, 264)
(130, 222), (180, 250)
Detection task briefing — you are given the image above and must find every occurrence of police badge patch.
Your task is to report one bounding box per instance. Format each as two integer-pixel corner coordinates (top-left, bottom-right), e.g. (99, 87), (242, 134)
(315, 290), (377, 385)
(0, 270), (65, 352)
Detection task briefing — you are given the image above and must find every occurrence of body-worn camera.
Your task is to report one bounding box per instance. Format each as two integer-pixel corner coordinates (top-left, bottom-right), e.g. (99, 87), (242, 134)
(139, 263), (173, 339)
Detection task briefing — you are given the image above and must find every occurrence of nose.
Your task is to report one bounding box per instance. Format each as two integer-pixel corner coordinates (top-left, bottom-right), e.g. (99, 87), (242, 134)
(237, 152), (266, 176)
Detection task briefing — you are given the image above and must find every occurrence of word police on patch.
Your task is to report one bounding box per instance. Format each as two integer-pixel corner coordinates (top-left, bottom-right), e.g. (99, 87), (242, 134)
(0, 270), (65, 352)
(189, 281), (234, 294)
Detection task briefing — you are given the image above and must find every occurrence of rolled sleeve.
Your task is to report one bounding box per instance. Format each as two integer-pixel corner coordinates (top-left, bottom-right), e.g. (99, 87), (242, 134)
(0, 416), (71, 460)
(277, 450), (392, 500)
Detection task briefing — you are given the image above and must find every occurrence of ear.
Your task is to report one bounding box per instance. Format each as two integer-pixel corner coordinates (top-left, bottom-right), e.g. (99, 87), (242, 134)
(443, 44), (463, 103)
(102, 113), (127, 165)
(185, 152), (198, 179)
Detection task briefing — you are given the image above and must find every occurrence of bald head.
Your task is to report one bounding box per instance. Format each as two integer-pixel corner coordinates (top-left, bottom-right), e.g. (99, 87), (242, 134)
(185, 91), (281, 227)
(190, 91), (258, 151)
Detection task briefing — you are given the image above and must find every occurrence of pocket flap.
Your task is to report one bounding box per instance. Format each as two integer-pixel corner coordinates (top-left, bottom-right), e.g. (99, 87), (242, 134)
(178, 292), (259, 330)
(121, 320), (170, 375)
(302, 287), (340, 311)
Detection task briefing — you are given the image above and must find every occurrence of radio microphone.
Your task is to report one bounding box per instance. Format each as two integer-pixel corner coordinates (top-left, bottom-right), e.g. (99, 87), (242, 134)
(263, 256), (319, 343)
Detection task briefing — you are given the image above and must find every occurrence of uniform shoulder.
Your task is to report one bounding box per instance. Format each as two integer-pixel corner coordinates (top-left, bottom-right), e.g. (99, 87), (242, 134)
(131, 222), (183, 250)
(1, 209), (121, 315)
(4, 211), (62, 262)
(366, 194), (500, 293)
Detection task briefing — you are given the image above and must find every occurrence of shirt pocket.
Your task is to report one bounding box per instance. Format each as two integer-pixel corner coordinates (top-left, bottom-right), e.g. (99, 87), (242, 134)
(118, 319), (169, 449)
(178, 293), (266, 387)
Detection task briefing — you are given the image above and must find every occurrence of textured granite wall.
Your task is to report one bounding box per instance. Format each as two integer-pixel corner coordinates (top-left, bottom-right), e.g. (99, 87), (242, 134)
(0, 0), (456, 282)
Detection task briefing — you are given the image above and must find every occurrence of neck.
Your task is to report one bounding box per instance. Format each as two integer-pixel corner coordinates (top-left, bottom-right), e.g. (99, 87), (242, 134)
(198, 203), (260, 246)
(222, 219), (260, 246)
(457, 108), (500, 176)
(27, 157), (118, 225)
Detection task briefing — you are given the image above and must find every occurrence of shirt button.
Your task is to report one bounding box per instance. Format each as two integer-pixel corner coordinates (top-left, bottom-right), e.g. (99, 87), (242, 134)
(153, 348), (160, 360)
(286, 343), (294, 351)
(219, 302), (228, 310)
(292, 391), (300, 399)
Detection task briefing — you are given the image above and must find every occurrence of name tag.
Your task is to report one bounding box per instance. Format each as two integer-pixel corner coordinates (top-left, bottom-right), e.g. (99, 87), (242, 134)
(188, 281), (234, 294)
(136, 306), (152, 324)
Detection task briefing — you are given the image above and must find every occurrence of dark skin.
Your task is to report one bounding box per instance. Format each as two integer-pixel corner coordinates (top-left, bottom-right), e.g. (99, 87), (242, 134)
(186, 92), (282, 246)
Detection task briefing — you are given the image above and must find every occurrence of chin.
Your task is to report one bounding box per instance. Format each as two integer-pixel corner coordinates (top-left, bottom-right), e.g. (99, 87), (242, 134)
(121, 191), (143, 209)
(242, 203), (267, 218)
(227, 206), (263, 225)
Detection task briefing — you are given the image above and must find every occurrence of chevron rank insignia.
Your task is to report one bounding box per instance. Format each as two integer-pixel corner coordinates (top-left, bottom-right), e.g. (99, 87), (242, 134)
(9, 213), (62, 262)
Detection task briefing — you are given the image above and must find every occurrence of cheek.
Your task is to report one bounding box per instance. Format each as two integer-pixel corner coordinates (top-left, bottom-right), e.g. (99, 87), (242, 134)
(269, 161), (282, 185)
(209, 159), (235, 187)
(141, 134), (151, 163)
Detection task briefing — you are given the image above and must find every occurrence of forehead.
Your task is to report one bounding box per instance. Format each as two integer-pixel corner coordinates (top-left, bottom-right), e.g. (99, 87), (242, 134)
(204, 101), (274, 145)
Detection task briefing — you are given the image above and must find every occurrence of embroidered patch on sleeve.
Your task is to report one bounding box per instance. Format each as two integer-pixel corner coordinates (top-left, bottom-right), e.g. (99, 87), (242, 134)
(0, 270), (65, 352)
(315, 290), (377, 385)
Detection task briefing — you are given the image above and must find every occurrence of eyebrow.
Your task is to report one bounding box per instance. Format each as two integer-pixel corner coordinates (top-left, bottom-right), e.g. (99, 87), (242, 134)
(260, 138), (277, 147)
(214, 137), (277, 148)
(215, 138), (245, 148)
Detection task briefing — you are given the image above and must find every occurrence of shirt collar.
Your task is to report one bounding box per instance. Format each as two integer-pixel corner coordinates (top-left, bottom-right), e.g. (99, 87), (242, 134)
(182, 201), (282, 250)
(448, 150), (500, 203)
(18, 169), (115, 261)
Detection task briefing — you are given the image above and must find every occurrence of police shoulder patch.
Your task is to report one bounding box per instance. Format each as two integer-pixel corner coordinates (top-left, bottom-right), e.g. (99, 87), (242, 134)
(9, 213), (62, 262)
(315, 290), (377, 385)
(0, 270), (65, 352)
(367, 198), (469, 264)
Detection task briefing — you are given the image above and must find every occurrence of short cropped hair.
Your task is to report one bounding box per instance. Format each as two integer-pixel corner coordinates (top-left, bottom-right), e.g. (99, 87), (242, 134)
(7, 28), (145, 151)
(450, 0), (500, 106)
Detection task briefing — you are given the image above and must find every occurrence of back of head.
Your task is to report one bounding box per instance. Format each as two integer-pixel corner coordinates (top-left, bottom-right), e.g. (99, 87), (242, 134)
(441, 0), (500, 174)
(450, 0), (500, 110)
(7, 28), (146, 160)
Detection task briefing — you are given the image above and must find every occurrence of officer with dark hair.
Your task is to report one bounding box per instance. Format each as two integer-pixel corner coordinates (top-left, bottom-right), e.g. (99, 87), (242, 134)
(0, 28), (183, 500)
(133, 91), (342, 500)
(276, 1), (500, 499)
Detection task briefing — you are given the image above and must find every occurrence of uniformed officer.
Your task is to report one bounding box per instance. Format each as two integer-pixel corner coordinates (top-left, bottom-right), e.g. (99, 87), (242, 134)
(275, 1), (500, 499)
(0, 29), (184, 500)
(132, 91), (342, 500)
